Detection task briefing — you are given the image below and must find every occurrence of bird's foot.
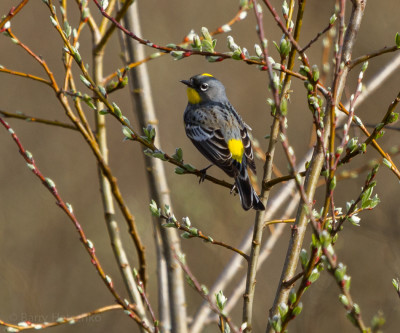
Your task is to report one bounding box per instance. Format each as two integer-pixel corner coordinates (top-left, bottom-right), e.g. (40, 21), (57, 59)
(230, 184), (237, 195)
(198, 164), (213, 183)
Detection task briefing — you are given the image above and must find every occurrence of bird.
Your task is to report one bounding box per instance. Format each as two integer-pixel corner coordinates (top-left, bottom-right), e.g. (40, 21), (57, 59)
(181, 73), (265, 211)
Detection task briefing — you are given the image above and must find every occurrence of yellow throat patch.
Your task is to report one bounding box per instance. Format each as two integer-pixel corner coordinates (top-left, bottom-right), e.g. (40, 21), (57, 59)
(186, 74), (213, 104)
(187, 88), (201, 104)
(228, 139), (244, 163)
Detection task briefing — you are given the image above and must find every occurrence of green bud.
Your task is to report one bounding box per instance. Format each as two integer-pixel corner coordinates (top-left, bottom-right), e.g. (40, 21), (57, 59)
(280, 97), (288, 115)
(388, 112), (399, 124)
(339, 294), (349, 307)
(215, 290), (227, 311)
(279, 38), (291, 57)
(149, 200), (160, 217)
(299, 65), (310, 76)
(308, 268), (320, 283)
(112, 102), (122, 118)
(269, 315), (282, 332)
(254, 43), (263, 58)
(353, 303), (361, 315)
(289, 288), (297, 304)
(334, 263), (346, 282)
(170, 51), (185, 60)
(292, 302), (303, 316)
(392, 278), (399, 291)
(329, 176), (336, 190)
(329, 13), (337, 25)
(172, 147), (183, 162)
(191, 35), (202, 51)
(201, 27), (212, 41)
(278, 302), (288, 317)
(311, 65), (319, 82)
(300, 249), (309, 268)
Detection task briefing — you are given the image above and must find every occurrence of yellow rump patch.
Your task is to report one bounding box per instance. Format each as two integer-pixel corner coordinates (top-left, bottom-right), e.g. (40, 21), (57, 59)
(201, 73), (213, 77)
(228, 139), (244, 163)
(187, 87), (201, 104)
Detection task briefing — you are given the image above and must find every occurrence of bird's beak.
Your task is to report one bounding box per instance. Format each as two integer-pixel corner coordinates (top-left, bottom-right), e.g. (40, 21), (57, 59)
(180, 79), (192, 87)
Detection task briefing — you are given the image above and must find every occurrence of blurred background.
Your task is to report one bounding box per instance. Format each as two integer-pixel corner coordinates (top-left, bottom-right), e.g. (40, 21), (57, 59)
(1, 0), (400, 332)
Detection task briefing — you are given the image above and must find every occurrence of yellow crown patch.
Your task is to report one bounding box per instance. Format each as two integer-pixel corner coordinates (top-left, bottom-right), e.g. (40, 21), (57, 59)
(201, 73), (213, 77)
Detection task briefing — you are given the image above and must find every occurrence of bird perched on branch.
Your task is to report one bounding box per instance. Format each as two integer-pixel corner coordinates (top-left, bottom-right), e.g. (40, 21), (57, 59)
(181, 73), (265, 211)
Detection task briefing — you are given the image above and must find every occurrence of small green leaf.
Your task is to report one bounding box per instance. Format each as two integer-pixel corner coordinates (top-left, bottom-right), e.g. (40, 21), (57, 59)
(292, 302), (303, 316)
(122, 126), (134, 139)
(172, 148), (183, 162)
(278, 303), (288, 318)
(329, 13), (337, 25)
(289, 288), (297, 304)
(149, 200), (160, 217)
(215, 290), (227, 311)
(50, 16), (58, 27)
(175, 167), (185, 175)
(184, 164), (196, 172)
(269, 315), (282, 333)
(170, 51), (185, 60)
(311, 65), (320, 82)
(308, 268), (320, 283)
(382, 158), (392, 169)
(300, 249), (309, 268)
(80, 75), (92, 88)
(112, 102), (122, 118)
(392, 278), (399, 290)
(396, 32), (400, 48)
(339, 294), (349, 307)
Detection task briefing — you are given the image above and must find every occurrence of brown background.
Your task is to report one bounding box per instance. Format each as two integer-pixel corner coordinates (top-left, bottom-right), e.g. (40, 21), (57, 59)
(1, 0), (400, 332)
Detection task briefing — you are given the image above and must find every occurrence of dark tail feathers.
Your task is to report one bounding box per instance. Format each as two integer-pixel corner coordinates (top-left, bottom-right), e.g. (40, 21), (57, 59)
(235, 162), (265, 211)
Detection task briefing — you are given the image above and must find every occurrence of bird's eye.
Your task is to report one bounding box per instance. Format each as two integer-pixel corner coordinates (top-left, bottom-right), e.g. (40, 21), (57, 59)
(200, 83), (209, 91)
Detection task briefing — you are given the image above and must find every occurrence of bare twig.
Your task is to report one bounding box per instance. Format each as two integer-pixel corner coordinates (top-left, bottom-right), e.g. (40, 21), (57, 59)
(347, 45), (400, 69)
(120, 3), (188, 332)
(173, 252), (239, 333)
(0, 117), (151, 331)
(267, 1), (369, 331)
(0, 109), (77, 130)
(0, 0), (29, 30)
(0, 304), (122, 331)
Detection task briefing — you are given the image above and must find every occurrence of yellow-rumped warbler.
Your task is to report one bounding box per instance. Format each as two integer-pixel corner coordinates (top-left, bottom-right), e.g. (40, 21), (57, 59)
(181, 73), (265, 211)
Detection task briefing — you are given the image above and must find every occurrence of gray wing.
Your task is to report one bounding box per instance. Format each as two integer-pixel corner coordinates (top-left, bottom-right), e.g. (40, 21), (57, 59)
(185, 124), (238, 177)
(224, 103), (257, 175)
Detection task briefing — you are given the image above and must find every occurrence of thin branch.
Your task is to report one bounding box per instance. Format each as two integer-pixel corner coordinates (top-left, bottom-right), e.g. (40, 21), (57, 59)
(0, 66), (52, 86)
(120, 3), (188, 332)
(43, 0), (148, 291)
(0, 109), (77, 130)
(0, 117), (151, 331)
(339, 90), (400, 179)
(158, 212), (249, 260)
(95, 0), (134, 54)
(267, 1), (369, 331)
(0, 0), (29, 30)
(347, 45), (400, 69)
(301, 19), (336, 52)
(241, 1), (280, 330)
(173, 252), (239, 333)
(0, 304), (122, 331)
(85, 0), (150, 328)
(103, 5), (248, 84)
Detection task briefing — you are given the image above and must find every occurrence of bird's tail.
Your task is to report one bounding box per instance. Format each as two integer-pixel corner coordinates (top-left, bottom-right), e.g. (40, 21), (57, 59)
(235, 160), (265, 211)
